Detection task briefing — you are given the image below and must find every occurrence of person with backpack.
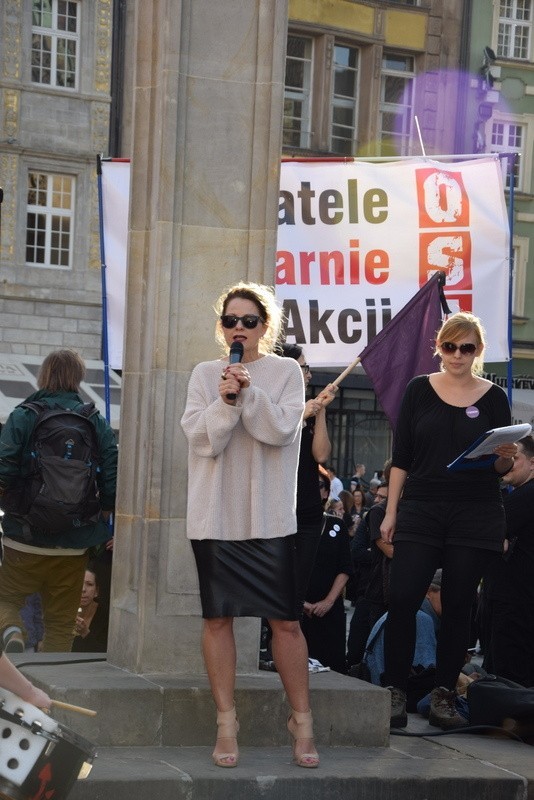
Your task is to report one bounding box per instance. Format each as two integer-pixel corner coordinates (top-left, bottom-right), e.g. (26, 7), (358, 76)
(0, 349), (118, 652)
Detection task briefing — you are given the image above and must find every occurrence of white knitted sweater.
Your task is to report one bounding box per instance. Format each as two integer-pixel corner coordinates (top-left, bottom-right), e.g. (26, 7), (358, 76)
(181, 353), (304, 540)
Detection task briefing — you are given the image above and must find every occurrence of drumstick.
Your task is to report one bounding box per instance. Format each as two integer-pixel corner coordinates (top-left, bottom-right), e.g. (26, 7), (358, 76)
(50, 699), (97, 717)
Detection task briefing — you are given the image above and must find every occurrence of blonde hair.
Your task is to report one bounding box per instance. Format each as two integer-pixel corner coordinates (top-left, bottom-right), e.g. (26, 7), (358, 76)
(214, 281), (284, 355)
(434, 312), (486, 376)
(37, 349), (86, 392)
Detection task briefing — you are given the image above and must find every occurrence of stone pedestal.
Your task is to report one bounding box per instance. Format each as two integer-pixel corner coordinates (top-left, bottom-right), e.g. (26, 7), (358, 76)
(107, 0), (289, 674)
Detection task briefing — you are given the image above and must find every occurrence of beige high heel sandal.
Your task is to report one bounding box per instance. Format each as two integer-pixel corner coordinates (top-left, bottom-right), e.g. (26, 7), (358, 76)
(212, 707), (239, 768)
(287, 708), (319, 768)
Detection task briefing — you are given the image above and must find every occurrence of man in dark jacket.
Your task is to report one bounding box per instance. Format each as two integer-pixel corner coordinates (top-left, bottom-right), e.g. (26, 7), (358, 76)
(482, 435), (534, 686)
(0, 349), (118, 652)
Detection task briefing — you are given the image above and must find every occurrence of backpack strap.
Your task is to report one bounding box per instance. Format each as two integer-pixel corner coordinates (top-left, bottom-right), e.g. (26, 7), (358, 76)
(21, 400), (97, 419)
(19, 400), (47, 416)
(78, 402), (98, 419)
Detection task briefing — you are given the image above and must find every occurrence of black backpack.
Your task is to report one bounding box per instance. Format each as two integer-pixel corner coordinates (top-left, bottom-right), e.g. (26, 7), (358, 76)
(3, 401), (102, 534)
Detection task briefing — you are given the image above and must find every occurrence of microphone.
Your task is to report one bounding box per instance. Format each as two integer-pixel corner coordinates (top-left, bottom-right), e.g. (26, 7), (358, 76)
(226, 341), (244, 401)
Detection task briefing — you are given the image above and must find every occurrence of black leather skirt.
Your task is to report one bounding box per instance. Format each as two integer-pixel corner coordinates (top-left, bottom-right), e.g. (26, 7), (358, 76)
(191, 535), (299, 620)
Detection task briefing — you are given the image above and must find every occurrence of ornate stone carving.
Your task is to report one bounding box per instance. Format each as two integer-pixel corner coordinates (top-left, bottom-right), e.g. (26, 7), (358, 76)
(3, 88), (20, 141)
(95, 0), (112, 93)
(3, 0), (23, 79)
(91, 101), (111, 154)
(0, 153), (18, 262)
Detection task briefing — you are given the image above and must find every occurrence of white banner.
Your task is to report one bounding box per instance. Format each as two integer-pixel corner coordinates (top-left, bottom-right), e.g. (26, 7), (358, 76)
(276, 157), (511, 367)
(101, 160), (130, 370)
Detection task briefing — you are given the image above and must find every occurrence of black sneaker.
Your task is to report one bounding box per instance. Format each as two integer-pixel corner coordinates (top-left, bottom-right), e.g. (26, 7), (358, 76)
(3, 626), (24, 653)
(429, 686), (468, 730)
(386, 686), (407, 728)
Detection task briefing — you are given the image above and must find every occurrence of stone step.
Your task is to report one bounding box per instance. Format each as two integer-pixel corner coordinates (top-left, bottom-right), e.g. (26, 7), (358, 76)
(13, 655), (389, 748)
(8, 655), (534, 800)
(67, 737), (530, 800)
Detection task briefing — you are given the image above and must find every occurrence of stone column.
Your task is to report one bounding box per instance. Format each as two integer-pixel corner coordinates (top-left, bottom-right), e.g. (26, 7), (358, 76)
(107, 0), (288, 673)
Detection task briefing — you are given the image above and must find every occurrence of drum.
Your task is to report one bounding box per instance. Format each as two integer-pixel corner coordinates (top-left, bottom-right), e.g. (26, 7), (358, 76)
(0, 689), (96, 800)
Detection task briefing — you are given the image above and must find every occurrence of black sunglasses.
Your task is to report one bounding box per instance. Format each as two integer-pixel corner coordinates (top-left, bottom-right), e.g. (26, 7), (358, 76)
(300, 363), (310, 374)
(220, 314), (265, 329)
(441, 341), (477, 355)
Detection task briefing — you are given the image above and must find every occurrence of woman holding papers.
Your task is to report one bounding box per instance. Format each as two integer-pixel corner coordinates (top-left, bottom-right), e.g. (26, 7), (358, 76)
(380, 312), (517, 730)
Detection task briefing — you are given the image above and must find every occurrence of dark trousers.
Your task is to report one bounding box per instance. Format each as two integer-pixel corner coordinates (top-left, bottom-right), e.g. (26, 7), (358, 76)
(383, 541), (496, 692)
(301, 598), (347, 674)
(294, 518), (323, 611)
(346, 596), (371, 667)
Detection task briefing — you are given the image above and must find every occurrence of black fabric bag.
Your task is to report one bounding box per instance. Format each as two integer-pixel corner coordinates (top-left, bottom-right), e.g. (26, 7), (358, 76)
(467, 674), (534, 726)
(1, 401), (101, 534)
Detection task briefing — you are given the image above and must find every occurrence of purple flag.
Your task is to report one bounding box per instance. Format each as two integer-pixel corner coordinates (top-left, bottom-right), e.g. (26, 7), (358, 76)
(360, 273), (443, 430)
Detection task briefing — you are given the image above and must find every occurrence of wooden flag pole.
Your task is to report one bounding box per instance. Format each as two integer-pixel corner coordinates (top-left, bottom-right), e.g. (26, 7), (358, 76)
(331, 356), (361, 388)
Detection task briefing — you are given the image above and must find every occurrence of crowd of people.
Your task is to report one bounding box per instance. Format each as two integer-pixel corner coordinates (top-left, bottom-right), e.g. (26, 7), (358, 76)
(0, 284), (532, 768)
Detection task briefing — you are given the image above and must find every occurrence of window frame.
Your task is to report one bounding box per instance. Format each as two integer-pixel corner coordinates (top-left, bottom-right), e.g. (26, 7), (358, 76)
(25, 170), (76, 270)
(494, 0), (533, 61)
(329, 42), (360, 155)
(283, 34), (314, 150)
(31, 0), (81, 91)
(487, 113), (534, 193)
(378, 51), (416, 157)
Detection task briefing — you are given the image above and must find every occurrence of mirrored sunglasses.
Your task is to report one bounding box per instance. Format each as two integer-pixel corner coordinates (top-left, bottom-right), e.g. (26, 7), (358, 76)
(220, 314), (264, 329)
(441, 341), (477, 355)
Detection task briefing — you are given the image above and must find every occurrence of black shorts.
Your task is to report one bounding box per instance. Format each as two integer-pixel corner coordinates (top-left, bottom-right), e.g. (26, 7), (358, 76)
(394, 498), (505, 552)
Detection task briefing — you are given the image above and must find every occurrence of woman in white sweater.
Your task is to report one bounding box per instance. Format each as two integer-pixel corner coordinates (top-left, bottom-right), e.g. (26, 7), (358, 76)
(181, 282), (319, 769)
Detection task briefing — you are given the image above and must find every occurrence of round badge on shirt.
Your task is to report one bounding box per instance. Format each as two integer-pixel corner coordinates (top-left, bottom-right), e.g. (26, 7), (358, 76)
(466, 406), (479, 419)
(330, 524), (340, 538)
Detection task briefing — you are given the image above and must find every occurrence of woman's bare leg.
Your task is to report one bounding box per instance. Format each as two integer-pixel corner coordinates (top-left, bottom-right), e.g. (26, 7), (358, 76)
(269, 618), (318, 763)
(202, 617), (238, 764)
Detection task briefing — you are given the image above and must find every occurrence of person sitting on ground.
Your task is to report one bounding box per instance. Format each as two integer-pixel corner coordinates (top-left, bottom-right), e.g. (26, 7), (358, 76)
(361, 571), (446, 714)
(72, 561), (110, 653)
